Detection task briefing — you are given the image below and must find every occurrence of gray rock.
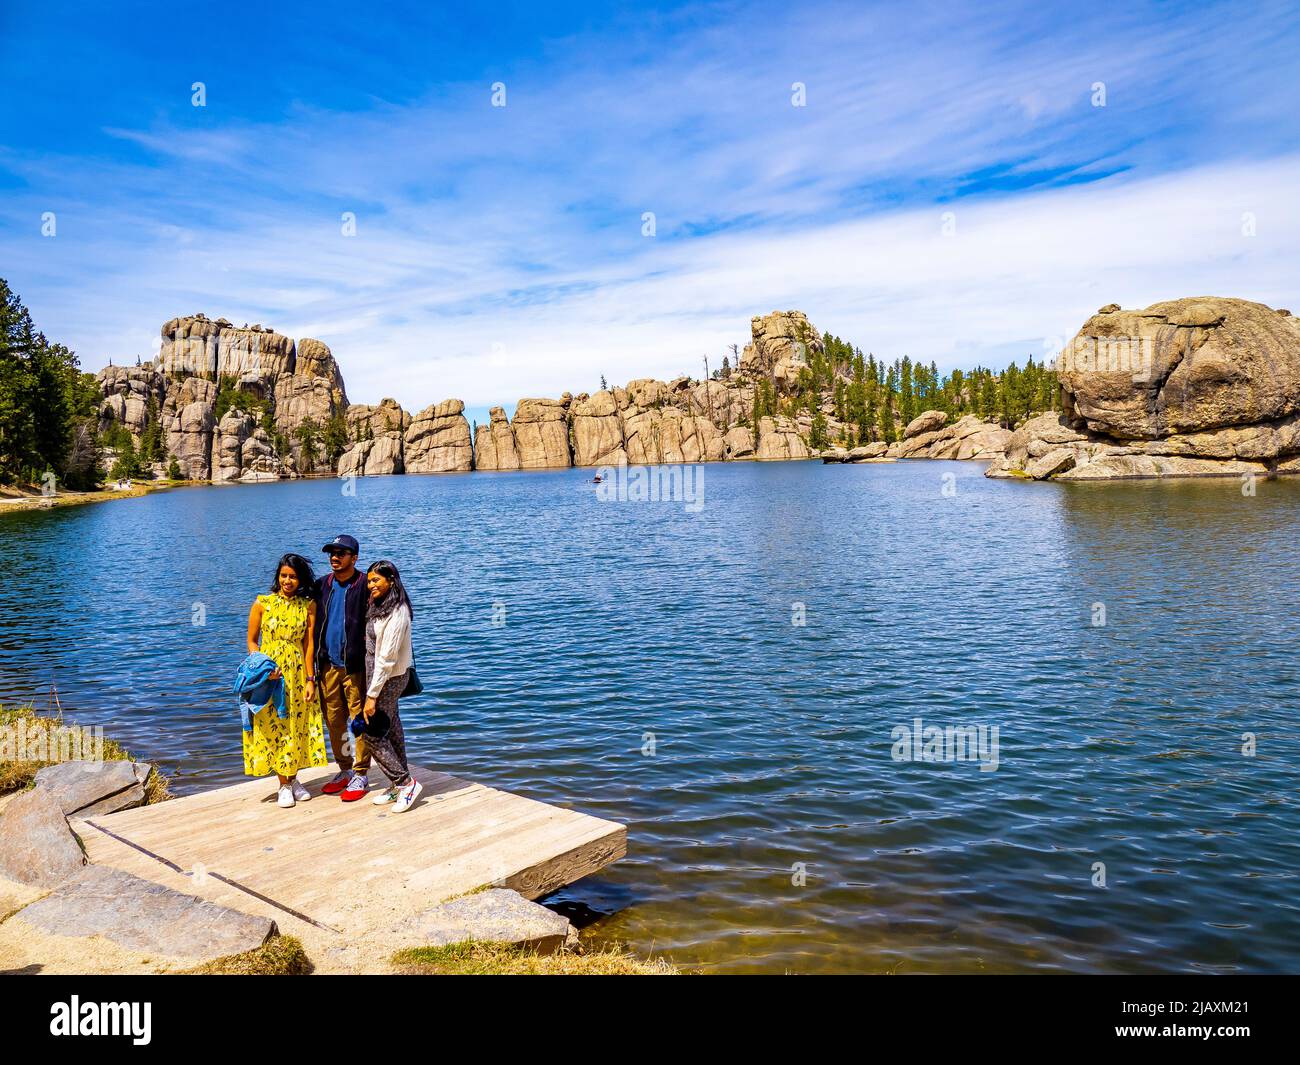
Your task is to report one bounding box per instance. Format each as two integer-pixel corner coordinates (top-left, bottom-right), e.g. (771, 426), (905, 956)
(14, 865), (277, 961)
(0, 788), (87, 887)
(34, 760), (152, 817)
(387, 888), (572, 955)
(1026, 447), (1078, 480)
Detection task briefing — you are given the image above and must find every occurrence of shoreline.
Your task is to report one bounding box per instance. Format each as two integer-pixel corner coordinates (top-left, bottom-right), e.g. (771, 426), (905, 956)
(0, 481), (185, 515)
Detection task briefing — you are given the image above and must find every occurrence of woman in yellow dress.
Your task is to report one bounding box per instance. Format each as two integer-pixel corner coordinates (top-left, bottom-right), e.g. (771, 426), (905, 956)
(244, 553), (328, 807)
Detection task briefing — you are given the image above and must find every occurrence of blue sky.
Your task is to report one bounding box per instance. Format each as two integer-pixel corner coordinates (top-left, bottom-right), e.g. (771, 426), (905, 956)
(2, 0), (1299, 426)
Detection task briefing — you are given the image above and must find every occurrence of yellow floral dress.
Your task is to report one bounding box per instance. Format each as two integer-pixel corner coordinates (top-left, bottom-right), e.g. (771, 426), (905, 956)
(242, 593), (327, 778)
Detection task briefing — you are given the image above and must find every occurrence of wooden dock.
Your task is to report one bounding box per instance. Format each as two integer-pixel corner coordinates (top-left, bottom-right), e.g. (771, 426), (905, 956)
(71, 764), (626, 952)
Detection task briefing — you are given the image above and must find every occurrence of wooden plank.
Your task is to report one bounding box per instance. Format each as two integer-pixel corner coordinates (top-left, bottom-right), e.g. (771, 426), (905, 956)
(73, 763), (625, 937)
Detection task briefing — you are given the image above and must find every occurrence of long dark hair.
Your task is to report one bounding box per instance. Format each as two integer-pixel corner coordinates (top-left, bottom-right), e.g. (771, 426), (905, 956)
(270, 553), (317, 599)
(367, 558), (413, 618)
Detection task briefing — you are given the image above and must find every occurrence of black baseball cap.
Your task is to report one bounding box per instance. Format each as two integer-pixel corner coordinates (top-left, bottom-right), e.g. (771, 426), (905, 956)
(322, 534), (360, 555)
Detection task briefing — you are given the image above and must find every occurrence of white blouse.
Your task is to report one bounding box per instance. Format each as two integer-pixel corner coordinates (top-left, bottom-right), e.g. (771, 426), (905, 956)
(367, 604), (413, 699)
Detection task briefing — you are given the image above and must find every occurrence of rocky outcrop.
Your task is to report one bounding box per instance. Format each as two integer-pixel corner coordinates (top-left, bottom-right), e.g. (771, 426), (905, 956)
(890, 412), (1012, 460)
(338, 399), (409, 477)
(162, 376), (217, 481)
(739, 310), (823, 386)
(988, 298), (1300, 481)
(755, 415), (812, 460)
(724, 425), (756, 459)
(93, 305), (1070, 484)
(986, 411), (1271, 482)
(404, 400), (474, 473)
(473, 407), (520, 471)
(570, 391), (627, 466)
(160, 316), (295, 379)
(98, 316), (347, 481)
(512, 398), (573, 469)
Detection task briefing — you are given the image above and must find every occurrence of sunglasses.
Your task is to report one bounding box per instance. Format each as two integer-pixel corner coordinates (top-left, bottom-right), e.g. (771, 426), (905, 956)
(328, 549), (355, 557)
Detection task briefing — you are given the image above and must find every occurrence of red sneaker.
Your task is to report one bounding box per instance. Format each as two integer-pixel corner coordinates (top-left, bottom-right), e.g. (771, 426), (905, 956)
(340, 773), (369, 802)
(321, 771), (351, 795)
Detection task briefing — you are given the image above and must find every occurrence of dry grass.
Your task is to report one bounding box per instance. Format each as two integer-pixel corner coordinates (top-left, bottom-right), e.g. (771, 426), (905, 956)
(183, 935), (313, 975)
(390, 940), (678, 975)
(0, 704), (171, 804)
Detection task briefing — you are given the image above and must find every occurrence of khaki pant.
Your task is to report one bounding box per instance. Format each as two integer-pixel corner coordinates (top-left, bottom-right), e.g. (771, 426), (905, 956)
(319, 666), (369, 772)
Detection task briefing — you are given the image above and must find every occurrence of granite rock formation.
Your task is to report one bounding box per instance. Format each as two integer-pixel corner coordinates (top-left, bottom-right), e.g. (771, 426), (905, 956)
(404, 399), (474, 473)
(97, 315), (347, 481)
(740, 310), (823, 387)
(338, 399), (409, 477)
(92, 306), (1073, 483)
(987, 298), (1300, 481)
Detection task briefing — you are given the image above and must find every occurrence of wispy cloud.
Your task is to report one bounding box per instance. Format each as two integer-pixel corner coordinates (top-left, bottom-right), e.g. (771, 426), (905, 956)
(1, 0), (1297, 416)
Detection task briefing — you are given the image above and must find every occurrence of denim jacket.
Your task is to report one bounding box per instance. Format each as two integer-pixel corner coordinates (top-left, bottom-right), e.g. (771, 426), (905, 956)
(234, 652), (288, 732)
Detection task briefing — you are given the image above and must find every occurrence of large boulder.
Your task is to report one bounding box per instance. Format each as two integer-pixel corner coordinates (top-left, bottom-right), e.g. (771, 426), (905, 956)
(896, 413), (1012, 460)
(239, 427), (286, 482)
(162, 376), (217, 480)
(902, 409), (948, 439)
(990, 298), (1300, 481)
(338, 434), (404, 477)
(214, 411), (256, 483)
(724, 425), (756, 459)
(339, 399), (409, 476)
(1059, 298), (1300, 439)
(657, 409), (725, 463)
(404, 399), (474, 473)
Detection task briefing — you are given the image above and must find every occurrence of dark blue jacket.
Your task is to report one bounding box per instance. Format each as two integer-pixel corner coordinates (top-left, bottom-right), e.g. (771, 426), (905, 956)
(315, 572), (368, 676)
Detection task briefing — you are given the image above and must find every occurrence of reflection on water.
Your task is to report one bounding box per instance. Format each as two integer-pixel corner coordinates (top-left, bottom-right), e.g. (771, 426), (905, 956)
(2, 462), (1298, 973)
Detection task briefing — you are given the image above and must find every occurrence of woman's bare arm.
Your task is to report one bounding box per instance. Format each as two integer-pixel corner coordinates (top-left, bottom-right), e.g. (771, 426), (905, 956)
(303, 601), (318, 703)
(247, 600), (262, 655)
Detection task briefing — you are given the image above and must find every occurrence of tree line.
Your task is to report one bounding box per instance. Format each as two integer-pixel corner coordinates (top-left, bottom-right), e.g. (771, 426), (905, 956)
(745, 328), (1059, 447)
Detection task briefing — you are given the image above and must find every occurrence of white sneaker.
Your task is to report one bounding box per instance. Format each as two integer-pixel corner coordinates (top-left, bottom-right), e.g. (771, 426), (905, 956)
(277, 785), (296, 808)
(393, 778), (423, 813)
(290, 778), (312, 802)
(372, 786), (399, 806)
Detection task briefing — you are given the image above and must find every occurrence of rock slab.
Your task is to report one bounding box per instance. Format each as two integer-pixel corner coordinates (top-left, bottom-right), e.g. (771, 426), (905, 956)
(387, 888), (573, 955)
(13, 865), (278, 962)
(34, 760), (152, 817)
(0, 789), (87, 887)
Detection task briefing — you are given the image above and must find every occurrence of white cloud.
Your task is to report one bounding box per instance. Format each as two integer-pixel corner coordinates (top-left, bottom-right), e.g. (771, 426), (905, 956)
(2, 0), (1297, 415)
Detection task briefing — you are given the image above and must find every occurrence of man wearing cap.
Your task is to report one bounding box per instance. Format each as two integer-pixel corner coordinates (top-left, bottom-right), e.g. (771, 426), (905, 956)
(315, 534), (372, 799)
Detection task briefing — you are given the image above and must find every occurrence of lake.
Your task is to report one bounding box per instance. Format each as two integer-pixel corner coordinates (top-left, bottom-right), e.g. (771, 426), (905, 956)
(2, 459), (1298, 973)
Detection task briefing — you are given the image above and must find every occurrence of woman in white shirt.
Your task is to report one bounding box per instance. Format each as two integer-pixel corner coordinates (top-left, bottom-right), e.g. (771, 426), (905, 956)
(361, 559), (422, 812)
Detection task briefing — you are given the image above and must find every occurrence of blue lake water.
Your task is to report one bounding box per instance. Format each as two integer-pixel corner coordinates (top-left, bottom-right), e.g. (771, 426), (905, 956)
(2, 460), (1298, 973)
